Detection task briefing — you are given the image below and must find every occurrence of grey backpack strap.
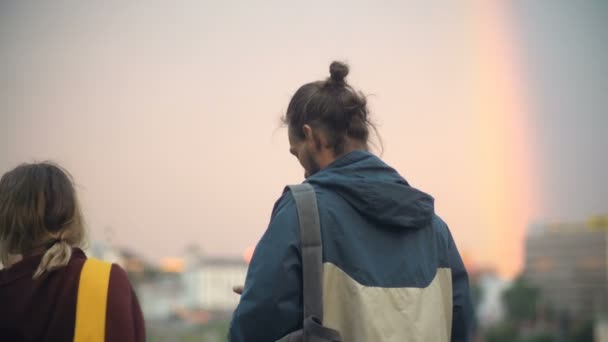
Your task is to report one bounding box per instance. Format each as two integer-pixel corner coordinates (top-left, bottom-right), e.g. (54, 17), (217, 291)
(288, 183), (324, 322)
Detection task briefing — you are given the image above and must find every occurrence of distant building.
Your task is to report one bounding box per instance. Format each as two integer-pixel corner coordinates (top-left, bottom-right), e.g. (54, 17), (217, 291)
(183, 254), (248, 312)
(137, 274), (183, 321)
(88, 242), (249, 319)
(522, 218), (608, 318)
(471, 269), (510, 328)
(87, 241), (126, 268)
(87, 241), (155, 275)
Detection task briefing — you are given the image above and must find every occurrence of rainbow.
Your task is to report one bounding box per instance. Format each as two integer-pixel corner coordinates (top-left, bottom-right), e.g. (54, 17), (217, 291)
(468, 0), (538, 278)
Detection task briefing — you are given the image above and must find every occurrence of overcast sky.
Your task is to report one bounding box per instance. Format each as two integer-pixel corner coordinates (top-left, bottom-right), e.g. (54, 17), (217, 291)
(1, 0), (606, 277)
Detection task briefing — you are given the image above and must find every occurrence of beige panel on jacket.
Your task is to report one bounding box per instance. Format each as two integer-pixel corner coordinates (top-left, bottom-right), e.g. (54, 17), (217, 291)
(322, 263), (453, 342)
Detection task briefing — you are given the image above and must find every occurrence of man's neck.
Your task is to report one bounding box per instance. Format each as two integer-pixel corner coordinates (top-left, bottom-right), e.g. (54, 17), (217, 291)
(318, 140), (368, 170)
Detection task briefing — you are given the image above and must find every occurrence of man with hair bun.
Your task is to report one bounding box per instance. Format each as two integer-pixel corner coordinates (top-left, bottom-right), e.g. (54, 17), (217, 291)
(230, 61), (473, 342)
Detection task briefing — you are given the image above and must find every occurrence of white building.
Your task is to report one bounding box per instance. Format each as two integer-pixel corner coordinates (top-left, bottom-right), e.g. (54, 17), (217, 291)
(182, 255), (248, 312)
(475, 271), (511, 328)
(87, 241), (126, 268)
(137, 275), (183, 321)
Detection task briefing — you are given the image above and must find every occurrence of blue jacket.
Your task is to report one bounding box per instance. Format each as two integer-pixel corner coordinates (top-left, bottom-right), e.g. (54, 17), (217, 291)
(229, 151), (474, 342)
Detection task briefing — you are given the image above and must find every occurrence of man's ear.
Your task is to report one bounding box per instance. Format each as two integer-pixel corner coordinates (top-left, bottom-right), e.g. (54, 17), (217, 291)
(303, 124), (324, 150)
(302, 124), (313, 140)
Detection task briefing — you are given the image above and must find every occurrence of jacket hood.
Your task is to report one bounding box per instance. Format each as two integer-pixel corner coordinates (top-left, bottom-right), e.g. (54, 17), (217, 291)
(306, 150), (435, 229)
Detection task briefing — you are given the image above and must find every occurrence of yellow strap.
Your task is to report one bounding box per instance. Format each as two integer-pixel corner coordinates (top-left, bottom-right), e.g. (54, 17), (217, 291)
(74, 258), (112, 342)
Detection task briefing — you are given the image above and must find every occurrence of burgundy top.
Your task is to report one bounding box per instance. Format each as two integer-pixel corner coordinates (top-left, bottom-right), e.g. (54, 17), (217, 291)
(0, 249), (145, 341)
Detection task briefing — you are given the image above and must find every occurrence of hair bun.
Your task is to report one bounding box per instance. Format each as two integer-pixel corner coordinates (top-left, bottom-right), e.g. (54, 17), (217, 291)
(329, 61), (349, 84)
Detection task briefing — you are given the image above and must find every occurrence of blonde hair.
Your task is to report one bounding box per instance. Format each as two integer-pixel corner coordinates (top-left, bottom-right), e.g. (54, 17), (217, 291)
(0, 162), (85, 279)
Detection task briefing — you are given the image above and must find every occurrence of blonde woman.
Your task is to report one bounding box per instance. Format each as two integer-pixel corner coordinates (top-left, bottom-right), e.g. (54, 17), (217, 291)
(0, 162), (145, 341)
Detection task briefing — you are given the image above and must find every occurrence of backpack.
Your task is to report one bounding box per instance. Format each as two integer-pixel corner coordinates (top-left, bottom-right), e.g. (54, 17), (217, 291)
(277, 184), (343, 342)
